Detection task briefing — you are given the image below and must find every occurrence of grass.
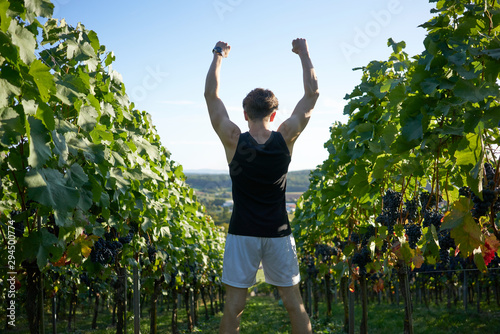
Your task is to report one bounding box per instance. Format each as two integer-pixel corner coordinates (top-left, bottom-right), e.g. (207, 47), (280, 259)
(310, 298), (500, 334)
(4, 293), (500, 333)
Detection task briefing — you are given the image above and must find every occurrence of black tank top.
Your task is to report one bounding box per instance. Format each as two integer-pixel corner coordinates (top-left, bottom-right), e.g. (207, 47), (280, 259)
(228, 131), (292, 237)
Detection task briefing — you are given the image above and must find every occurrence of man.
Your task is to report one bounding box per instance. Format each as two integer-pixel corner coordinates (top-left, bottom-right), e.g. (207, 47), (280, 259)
(204, 38), (319, 334)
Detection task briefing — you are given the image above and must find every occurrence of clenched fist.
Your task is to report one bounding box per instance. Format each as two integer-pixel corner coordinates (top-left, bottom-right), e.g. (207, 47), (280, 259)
(292, 38), (309, 56)
(214, 41), (231, 58)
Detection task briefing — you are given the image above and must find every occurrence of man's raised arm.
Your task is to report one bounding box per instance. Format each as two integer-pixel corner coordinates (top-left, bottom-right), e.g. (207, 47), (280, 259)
(278, 38), (319, 154)
(204, 41), (240, 163)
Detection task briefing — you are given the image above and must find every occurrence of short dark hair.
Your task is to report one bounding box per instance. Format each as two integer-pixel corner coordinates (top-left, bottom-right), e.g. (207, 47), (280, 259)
(242, 88), (279, 120)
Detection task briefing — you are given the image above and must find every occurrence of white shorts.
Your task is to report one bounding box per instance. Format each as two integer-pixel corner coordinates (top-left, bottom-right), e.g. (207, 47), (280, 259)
(221, 233), (301, 288)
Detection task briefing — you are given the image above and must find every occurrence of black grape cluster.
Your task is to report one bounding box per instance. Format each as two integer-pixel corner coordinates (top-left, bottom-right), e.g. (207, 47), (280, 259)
(301, 254), (318, 277)
(10, 210), (25, 237)
(422, 210), (444, 230)
(90, 238), (123, 265)
(437, 230), (456, 266)
(361, 225), (375, 246)
(420, 190), (445, 230)
(314, 244), (338, 263)
(375, 189), (402, 234)
(352, 246), (371, 275)
(80, 273), (91, 286)
(349, 232), (360, 244)
(26, 200), (37, 216)
(472, 188), (497, 218)
(420, 191), (443, 211)
(118, 231), (134, 244)
(459, 162), (500, 219)
(148, 245), (157, 263)
(332, 237), (347, 254)
(405, 224), (422, 249)
(403, 198), (419, 222)
(485, 161), (495, 182)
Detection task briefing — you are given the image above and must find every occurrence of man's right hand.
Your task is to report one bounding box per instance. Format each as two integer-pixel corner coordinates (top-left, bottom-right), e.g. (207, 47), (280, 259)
(215, 41), (231, 58)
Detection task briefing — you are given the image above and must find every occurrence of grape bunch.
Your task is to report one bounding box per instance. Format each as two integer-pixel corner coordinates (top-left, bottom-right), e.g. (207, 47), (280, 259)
(422, 210), (443, 230)
(361, 225), (375, 246)
(148, 245), (157, 263)
(383, 189), (402, 211)
(459, 186), (473, 198)
(375, 189), (403, 234)
(405, 223), (422, 249)
(90, 238), (122, 265)
(26, 200), (37, 217)
(457, 162), (500, 219)
(420, 191), (443, 212)
(315, 244), (338, 263)
(352, 246), (371, 275)
(403, 198), (419, 222)
(301, 254), (318, 276)
(438, 230), (455, 267)
(118, 231), (134, 244)
(9, 210), (25, 237)
(472, 188), (497, 218)
(439, 248), (450, 266)
(438, 230), (455, 250)
(13, 222), (24, 237)
(349, 231), (360, 245)
(484, 162), (495, 183)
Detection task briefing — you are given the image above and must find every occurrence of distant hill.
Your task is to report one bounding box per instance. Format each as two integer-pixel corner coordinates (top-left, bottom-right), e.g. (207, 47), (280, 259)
(185, 170), (311, 193)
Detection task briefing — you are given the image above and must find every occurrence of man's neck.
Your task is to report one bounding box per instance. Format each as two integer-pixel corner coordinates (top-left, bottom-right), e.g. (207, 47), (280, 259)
(247, 120), (272, 144)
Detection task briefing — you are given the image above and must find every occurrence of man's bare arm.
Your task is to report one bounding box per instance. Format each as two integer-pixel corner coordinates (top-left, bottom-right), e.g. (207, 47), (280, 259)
(204, 41), (240, 163)
(278, 38), (319, 154)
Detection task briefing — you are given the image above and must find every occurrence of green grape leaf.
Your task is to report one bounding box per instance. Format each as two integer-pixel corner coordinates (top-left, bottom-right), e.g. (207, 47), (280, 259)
(473, 247), (487, 272)
(55, 73), (87, 105)
(455, 131), (484, 198)
(36, 102), (55, 131)
(481, 48), (500, 60)
(27, 116), (52, 168)
(22, 98), (37, 115)
(421, 225), (439, 258)
(0, 0), (12, 32)
(454, 79), (497, 103)
(24, 0), (54, 18)
(87, 29), (100, 53)
(441, 197), (483, 257)
(381, 123), (398, 147)
(25, 168), (80, 213)
(20, 229), (62, 270)
(402, 114), (423, 142)
(52, 130), (69, 166)
(67, 163), (89, 187)
(8, 20), (36, 64)
(28, 59), (55, 102)
(67, 38), (96, 61)
(0, 107), (24, 147)
(0, 78), (21, 108)
(77, 105), (98, 132)
(420, 77), (440, 94)
(90, 124), (113, 143)
(105, 51), (115, 66)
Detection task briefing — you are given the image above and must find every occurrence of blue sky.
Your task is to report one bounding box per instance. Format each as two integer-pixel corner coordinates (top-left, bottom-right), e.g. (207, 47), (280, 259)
(53, 0), (436, 172)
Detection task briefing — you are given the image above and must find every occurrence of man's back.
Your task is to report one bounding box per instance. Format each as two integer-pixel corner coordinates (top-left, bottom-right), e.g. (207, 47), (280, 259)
(229, 131), (291, 237)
